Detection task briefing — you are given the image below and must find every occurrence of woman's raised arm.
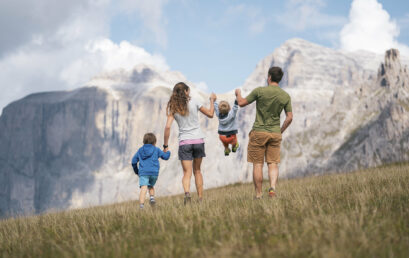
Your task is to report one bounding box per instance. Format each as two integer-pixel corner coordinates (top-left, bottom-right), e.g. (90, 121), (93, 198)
(199, 93), (217, 118)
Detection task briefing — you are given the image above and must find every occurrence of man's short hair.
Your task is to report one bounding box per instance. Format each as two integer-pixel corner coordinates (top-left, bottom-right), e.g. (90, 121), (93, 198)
(218, 101), (231, 116)
(268, 67), (284, 83)
(143, 133), (157, 145)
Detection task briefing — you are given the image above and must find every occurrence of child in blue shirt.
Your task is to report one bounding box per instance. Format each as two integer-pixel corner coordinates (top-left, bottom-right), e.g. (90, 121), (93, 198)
(214, 100), (239, 156)
(131, 133), (170, 209)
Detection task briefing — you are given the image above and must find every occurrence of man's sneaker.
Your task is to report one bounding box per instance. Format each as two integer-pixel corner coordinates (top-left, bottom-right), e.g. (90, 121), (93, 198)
(268, 187), (276, 198)
(149, 197), (156, 206)
(232, 143), (239, 152)
(224, 148), (231, 156)
(139, 204), (144, 209)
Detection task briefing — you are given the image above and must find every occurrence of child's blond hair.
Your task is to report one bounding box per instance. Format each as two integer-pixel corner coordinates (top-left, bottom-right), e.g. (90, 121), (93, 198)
(219, 101), (231, 116)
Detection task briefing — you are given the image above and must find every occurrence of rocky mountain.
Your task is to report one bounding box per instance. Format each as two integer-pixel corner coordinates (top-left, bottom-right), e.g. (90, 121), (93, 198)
(1, 39), (408, 217)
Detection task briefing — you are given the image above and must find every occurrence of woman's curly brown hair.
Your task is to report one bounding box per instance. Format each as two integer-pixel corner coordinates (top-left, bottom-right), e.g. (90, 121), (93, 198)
(167, 82), (190, 116)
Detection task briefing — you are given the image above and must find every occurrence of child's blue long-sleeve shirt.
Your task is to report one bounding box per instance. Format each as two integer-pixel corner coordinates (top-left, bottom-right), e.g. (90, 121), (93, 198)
(131, 144), (170, 176)
(214, 100), (239, 135)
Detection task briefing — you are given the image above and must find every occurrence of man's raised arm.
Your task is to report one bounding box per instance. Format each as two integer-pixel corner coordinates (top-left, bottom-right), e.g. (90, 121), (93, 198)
(235, 89), (249, 107)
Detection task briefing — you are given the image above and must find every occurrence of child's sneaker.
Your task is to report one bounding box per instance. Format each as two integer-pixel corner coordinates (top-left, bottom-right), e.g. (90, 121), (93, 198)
(224, 148), (231, 156)
(149, 196), (156, 206)
(232, 142), (239, 152)
(268, 187), (276, 198)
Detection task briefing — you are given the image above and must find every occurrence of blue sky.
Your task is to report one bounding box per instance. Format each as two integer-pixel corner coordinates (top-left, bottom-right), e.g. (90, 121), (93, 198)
(109, 0), (409, 93)
(0, 0), (408, 111)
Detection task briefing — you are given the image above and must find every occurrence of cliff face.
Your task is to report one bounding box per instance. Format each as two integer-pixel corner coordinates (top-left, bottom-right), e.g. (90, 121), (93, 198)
(325, 49), (409, 171)
(1, 40), (408, 217)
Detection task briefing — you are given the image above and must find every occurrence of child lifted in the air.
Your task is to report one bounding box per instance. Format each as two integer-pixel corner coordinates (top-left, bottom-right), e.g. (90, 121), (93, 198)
(214, 99), (239, 156)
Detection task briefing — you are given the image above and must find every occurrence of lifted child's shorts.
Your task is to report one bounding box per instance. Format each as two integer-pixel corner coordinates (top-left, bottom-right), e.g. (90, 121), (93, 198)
(219, 134), (237, 145)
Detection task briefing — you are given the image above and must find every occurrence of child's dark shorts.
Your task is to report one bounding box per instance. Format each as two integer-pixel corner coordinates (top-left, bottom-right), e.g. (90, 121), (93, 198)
(178, 143), (206, 160)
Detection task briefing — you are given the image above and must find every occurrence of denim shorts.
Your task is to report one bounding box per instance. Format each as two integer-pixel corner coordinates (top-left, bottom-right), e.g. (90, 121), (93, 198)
(139, 175), (158, 188)
(178, 143), (206, 160)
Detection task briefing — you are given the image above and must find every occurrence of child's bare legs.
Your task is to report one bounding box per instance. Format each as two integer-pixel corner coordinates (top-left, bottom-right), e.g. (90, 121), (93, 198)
(148, 187), (156, 205)
(139, 185), (148, 205)
(149, 187), (155, 197)
(219, 135), (231, 155)
(222, 142), (229, 151)
(231, 135), (239, 152)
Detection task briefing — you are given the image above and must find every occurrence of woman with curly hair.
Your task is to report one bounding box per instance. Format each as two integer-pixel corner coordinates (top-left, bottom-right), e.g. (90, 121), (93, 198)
(163, 82), (216, 204)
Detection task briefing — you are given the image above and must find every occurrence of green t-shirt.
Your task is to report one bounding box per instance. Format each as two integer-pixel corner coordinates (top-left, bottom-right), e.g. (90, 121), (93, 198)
(245, 86), (292, 133)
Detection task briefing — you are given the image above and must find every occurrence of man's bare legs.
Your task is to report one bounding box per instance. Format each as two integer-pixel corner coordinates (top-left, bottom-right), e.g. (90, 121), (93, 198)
(253, 163), (263, 198)
(193, 158), (203, 199)
(267, 163), (279, 190)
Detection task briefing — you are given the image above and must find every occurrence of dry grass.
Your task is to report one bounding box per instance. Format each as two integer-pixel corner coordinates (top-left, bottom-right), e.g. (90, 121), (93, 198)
(1, 163), (408, 257)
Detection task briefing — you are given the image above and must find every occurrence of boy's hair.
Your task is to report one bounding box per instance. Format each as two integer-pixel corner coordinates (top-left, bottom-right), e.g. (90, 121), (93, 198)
(219, 101), (231, 116)
(268, 66), (284, 83)
(143, 133), (157, 145)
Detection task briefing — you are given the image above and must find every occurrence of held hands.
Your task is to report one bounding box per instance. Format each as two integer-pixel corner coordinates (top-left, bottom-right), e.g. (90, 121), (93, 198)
(235, 89), (241, 97)
(209, 92), (217, 102)
(163, 147), (169, 152)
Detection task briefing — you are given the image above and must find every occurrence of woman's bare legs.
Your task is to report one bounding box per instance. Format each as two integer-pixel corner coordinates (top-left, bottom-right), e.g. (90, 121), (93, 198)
(193, 158), (203, 199)
(181, 160), (193, 193)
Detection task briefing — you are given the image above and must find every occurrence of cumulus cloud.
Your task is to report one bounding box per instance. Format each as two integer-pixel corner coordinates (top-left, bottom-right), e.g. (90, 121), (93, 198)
(279, 0), (346, 31)
(0, 0), (170, 113)
(340, 0), (409, 55)
(61, 40), (168, 86)
(0, 0), (104, 56)
(194, 82), (209, 92)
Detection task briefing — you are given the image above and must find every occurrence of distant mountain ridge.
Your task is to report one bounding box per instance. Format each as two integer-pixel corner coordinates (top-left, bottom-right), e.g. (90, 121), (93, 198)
(1, 38), (408, 217)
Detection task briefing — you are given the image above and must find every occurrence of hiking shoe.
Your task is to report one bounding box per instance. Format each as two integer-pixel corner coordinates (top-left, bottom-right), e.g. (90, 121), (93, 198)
(268, 188), (276, 198)
(184, 196), (191, 205)
(232, 143), (239, 152)
(224, 148), (231, 156)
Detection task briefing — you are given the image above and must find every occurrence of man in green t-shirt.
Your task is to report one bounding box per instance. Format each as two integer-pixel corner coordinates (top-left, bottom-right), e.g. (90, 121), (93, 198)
(235, 66), (293, 199)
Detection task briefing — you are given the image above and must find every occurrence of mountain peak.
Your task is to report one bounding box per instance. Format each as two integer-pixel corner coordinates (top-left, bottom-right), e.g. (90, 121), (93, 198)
(378, 48), (405, 88)
(384, 49), (401, 71)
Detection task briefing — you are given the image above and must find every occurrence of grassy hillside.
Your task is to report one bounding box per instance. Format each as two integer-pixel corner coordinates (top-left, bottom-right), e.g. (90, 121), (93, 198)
(1, 164), (408, 258)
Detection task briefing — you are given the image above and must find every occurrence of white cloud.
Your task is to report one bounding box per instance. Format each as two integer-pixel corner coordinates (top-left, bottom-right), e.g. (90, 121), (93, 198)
(0, 0), (109, 56)
(0, 0), (171, 113)
(194, 82), (209, 92)
(279, 0), (346, 31)
(340, 0), (409, 55)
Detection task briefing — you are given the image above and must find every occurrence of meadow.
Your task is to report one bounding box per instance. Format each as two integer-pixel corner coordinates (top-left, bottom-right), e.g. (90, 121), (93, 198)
(1, 163), (408, 257)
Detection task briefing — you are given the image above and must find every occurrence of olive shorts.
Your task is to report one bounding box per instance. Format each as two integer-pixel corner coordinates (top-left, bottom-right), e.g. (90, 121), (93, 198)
(247, 130), (282, 164)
